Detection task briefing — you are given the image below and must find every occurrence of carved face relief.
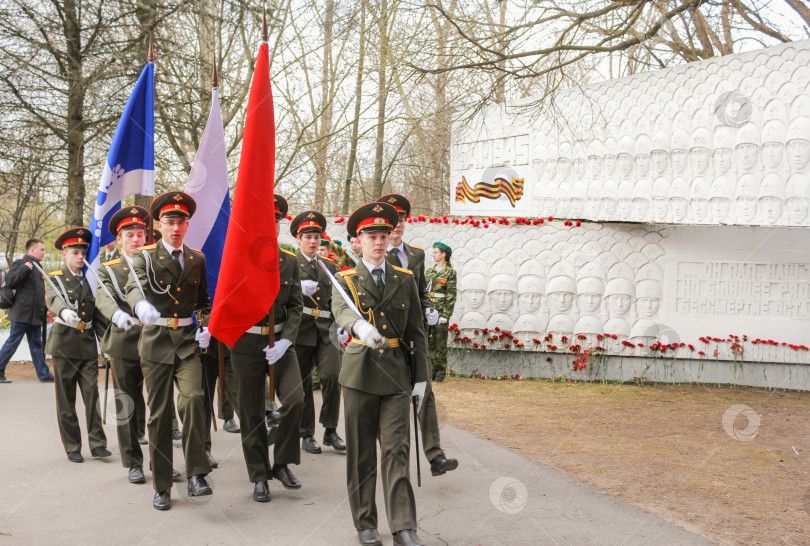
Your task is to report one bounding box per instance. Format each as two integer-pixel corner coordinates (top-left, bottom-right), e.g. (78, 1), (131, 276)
(735, 144), (758, 171)
(557, 158), (572, 181)
(690, 198), (708, 222)
(547, 292), (574, 314)
(617, 197), (632, 219)
(690, 147), (710, 175)
(617, 153), (633, 178)
(543, 197), (558, 216)
(651, 150), (668, 175)
(636, 297), (661, 319)
(634, 154), (650, 177)
(488, 289), (516, 313)
(604, 154), (617, 177)
(651, 197), (668, 221)
(569, 197), (585, 218)
(577, 293), (602, 314)
(787, 139), (810, 171)
(518, 292), (542, 314)
(671, 150), (688, 174)
(759, 197), (782, 225)
(606, 295), (632, 318)
(463, 289), (486, 310)
(587, 198), (601, 218)
(736, 196), (757, 223)
(787, 197), (809, 224)
(588, 156), (603, 179)
(761, 142), (783, 170)
(710, 198), (732, 223)
(670, 197), (688, 222)
(632, 198), (650, 222)
(713, 148), (733, 174)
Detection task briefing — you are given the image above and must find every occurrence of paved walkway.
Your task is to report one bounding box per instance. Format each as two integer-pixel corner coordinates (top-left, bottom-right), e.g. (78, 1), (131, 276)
(0, 378), (709, 545)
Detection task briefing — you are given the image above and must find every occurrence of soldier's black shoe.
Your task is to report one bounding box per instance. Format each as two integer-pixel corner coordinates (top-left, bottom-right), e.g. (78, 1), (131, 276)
(253, 481), (271, 503)
(172, 429), (181, 441)
(0, 375), (11, 383)
(272, 465), (301, 490)
(429, 454), (458, 476)
(432, 374), (444, 382)
(265, 410), (281, 427)
(39, 376), (54, 383)
(137, 435), (148, 445)
(302, 436), (322, 454)
(187, 474), (212, 496)
(172, 469), (181, 481)
(91, 446), (111, 458)
(205, 450), (218, 469)
(323, 431), (346, 452)
(393, 529), (425, 546)
(267, 425), (278, 446)
(128, 466), (146, 484)
(223, 419), (240, 433)
(67, 451), (83, 463)
(357, 529), (382, 546)
(153, 490), (171, 510)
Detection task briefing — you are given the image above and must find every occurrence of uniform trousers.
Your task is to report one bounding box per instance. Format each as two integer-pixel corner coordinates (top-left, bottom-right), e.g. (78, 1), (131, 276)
(53, 357), (106, 453)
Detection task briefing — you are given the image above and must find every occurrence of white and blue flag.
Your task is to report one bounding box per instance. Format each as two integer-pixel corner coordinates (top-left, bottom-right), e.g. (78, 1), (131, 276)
(183, 88), (230, 302)
(87, 62), (155, 290)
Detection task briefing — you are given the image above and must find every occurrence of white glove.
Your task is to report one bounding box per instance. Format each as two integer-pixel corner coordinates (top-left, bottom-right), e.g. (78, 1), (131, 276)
(425, 308), (439, 326)
(411, 381), (427, 413)
(264, 338), (292, 365)
(337, 327), (349, 345)
(438, 317), (448, 324)
(60, 309), (80, 328)
(112, 310), (139, 331)
(195, 326), (211, 349)
(301, 279), (318, 297)
(134, 300), (160, 326)
(352, 319), (383, 348)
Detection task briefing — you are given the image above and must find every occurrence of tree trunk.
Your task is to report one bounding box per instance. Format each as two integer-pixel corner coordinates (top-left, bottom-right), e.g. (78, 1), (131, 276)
(372, 0), (388, 198)
(342, 1), (366, 214)
(64, 0), (85, 228)
(314, 0), (334, 211)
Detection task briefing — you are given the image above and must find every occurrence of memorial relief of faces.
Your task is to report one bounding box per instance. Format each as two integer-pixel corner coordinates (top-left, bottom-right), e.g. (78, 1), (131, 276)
(487, 313), (514, 335)
(461, 272), (488, 311)
(546, 276), (576, 314)
(601, 180), (619, 220)
(689, 127), (712, 176)
(758, 173), (785, 225)
(604, 317), (631, 352)
(634, 134), (652, 179)
(514, 314), (544, 346)
(669, 177), (690, 222)
(574, 315), (604, 346)
(487, 274), (518, 314)
(576, 277), (604, 316)
(635, 279), (663, 319)
(517, 275), (545, 314)
(735, 123), (760, 173)
(761, 119), (786, 171)
(459, 311), (487, 342)
(557, 141), (573, 181)
(604, 277), (635, 318)
(630, 318), (660, 348)
(651, 132), (670, 176)
(709, 176), (734, 223)
(670, 129), (690, 176)
(543, 181), (559, 217)
(586, 180), (603, 218)
(632, 178), (652, 222)
(532, 158), (546, 182)
(735, 173), (759, 223)
(588, 141), (604, 179)
(604, 137), (618, 177)
(573, 148), (587, 180)
(546, 314), (575, 345)
(651, 177), (669, 222)
(617, 179), (633, 219)
(689, 177), (710, 223)
(569, 182), (587, 218)
(712, 126), (735, 175)
(786, 173), (810, 225)
(556, 183), (572, 218)
(617, 135), (635, 179)
(786, 117), (810, 172)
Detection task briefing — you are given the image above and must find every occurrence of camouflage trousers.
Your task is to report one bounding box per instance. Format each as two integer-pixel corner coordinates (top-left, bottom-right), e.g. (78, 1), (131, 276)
(428, 325), (449, 377)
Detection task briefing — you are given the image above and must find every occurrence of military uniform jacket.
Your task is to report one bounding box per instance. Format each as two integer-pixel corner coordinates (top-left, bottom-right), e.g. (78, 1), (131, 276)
(96, 257), (142, 359)
(231, 248), (302, 355)
(425, 265), (457, 320)
(295, 252), (338, 347)
(387, 242), (430, 311)
(332, 261), (429, 396)
(125, 243), (210, 364)
(44, 267), (105, 360)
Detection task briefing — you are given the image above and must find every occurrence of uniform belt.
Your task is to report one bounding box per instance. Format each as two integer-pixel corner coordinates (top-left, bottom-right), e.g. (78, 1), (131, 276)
(350, 337), (400, 348)
(303, 307), (331, 319)
(54, 317), (92, 333)
(246, 323), (285, 335)
(429, 293), (446, 298)
(155, 317), (194, 329)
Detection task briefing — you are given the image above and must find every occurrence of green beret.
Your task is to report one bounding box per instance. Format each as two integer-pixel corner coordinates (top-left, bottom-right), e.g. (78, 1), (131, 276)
(433, 242), (452, 255)
(320, 239), (330, 247)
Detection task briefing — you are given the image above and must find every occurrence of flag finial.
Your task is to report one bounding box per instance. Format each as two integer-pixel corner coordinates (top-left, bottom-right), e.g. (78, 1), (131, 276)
(147, 32), (154, 63)
(212, 58), (218, 90)
(262, 6), (268, 42)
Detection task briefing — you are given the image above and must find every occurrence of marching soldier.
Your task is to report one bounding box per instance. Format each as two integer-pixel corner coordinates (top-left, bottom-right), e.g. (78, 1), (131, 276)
(424, 242), (457, 381)
(125, 191), (213, 511)
(95, 207), (151, 483)
(201, 336), (239, 470)
(228, 195), (304, 502)
(332, 202), (429, 546)
(289, 210), (346, 454)
(45, 227), (110, 463)
(379, 194), (459, 478)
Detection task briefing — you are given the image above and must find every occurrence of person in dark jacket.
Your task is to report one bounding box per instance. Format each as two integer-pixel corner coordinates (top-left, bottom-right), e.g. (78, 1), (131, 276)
(0, 238), (53, 383)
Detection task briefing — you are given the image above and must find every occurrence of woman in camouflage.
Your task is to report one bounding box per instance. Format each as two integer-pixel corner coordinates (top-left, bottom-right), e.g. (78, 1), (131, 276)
(425, 242), (456, 381)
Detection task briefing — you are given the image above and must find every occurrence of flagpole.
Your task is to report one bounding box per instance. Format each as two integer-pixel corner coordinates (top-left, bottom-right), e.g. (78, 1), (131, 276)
(261, 6), (276, 404)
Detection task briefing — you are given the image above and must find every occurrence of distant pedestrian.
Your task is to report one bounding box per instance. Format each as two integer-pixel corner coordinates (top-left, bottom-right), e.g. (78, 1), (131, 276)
(0, 238), (54, 383)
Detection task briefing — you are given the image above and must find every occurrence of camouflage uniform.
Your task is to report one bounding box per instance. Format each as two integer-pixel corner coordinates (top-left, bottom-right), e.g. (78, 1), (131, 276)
(425, 265), (456, 377)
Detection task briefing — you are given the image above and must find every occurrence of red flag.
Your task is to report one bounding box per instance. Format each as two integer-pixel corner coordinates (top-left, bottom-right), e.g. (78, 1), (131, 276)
(209, 43), (278, 347)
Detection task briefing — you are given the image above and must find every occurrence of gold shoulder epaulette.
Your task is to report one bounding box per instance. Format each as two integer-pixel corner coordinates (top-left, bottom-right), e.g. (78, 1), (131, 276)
(280, 248), (295, 257)
(187, 247), (203, 254)
(102, 258), (120, 266)
(338, 269), (357, 277)
(48, 270), (63, 276)
(137, 244), (157, 251)
(392, 265), (413, 276)
(409, 244), (423, 250)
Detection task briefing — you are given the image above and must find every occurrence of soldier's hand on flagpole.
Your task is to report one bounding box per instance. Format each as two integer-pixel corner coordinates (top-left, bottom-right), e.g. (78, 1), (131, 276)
(195, 327), (211, 349)
(337, 327), (349, 346)
(300, 279), (318, 296)
(425, 308), (439, 326)
(264, 339), (291, 365)
(352, 319), (383, 348)
(112, 310), (138, 331)
(60, 309), (80, 328)
(134, 300), (160, 326)
(411, 381), (427, 413)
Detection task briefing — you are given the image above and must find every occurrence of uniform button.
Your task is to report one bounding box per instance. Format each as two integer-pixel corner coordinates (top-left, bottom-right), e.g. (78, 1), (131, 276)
(81, 312), (86, 316)
(177, 287), (181, 292)
(81, 303), (85, 307)
(173, 313), (178, 317)
(316, 297), (320, 301)
(380, 312), (385, 316)
(175, 301), (179, 305)
(159, 280), (164, 284)
(382, 325), (387, 330)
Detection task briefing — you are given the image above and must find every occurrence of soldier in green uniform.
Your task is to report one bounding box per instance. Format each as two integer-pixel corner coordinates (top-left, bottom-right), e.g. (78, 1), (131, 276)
(45, 227), (110, 463)
(289, 210), (346, 454)
(201, 333), (239, 470)
(95, 207), (151, 483)
(125, 191), (213, 511)
(379, 194), (459, 478)
(332, 202), (429, 546)
(424, 242), (456, 381)
(227, 195), (305, 502)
